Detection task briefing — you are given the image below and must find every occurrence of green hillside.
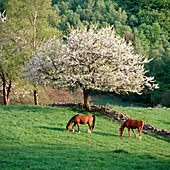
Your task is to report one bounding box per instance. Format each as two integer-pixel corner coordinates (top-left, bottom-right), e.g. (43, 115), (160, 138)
(0, 105), (169, 169)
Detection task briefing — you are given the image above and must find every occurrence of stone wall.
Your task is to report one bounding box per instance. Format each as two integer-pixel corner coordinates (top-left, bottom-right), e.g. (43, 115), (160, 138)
(47, 103), (170, 138)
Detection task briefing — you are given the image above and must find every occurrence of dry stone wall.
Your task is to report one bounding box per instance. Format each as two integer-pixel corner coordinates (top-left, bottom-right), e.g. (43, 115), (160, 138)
(47, 103), (170, 138)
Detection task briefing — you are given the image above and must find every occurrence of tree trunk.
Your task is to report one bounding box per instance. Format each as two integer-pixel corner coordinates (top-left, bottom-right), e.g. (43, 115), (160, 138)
(2, 74), (12, 105)
(34, 89), (39, 105)
(83, 88), (91, 111)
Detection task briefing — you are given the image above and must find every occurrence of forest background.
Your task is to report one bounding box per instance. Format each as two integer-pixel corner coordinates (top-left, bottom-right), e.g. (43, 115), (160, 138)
(0, 0), (169, 107)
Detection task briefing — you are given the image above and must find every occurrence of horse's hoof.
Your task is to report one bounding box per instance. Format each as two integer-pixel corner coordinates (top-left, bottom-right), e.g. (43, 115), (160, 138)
(139, 136), (141, 140)
(88, 129), (91, 133)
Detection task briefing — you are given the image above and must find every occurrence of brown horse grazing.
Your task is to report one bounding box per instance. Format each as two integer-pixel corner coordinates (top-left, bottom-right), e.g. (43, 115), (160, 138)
(119, 118), (144, 140)
(66, 114), (95, 133)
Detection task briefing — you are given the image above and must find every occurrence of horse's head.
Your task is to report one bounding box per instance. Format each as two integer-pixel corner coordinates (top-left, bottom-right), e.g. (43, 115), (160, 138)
(66, 124), (71, 132)
(119, 127), (124, 136)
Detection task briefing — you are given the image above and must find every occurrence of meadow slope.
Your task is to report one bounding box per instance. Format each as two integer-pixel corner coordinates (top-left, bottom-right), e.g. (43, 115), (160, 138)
(0, 105), (169, 169)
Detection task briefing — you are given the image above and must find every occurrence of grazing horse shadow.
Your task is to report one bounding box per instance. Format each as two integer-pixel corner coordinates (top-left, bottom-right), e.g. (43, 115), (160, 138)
(37, 126), (65, 131)
(93, 131), (119, 137)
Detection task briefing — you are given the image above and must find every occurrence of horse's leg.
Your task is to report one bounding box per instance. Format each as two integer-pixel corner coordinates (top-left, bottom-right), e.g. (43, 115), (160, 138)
(88, 123), (92, 133)
(138, 127), (142, 140)
(77, 123), (80, 133)
(128, 128), (131, 137)
(72, 122), (76, 132)
(131, 129), (137, 138)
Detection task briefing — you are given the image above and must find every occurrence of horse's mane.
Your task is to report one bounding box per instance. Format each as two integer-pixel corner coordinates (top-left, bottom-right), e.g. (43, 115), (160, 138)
(120, 121), (126, 129)
(67, 114), (79, 127)
(120, 118), (131, 129)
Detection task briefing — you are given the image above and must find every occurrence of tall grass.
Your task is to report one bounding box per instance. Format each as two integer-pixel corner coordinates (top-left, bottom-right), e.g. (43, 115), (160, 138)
(0, 105), (169, 169)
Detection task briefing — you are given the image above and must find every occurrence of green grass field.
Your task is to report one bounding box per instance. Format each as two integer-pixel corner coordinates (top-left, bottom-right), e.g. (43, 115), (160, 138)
(0, 105), (170, 169)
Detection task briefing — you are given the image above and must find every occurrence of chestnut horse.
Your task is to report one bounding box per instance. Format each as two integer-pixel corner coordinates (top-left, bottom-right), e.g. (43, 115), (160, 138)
(66, 114), (95, 133)
(119, 118), (144, 140)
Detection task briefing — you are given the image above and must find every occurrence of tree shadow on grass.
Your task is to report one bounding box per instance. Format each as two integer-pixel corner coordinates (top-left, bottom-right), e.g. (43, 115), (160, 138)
(70, 107), (89, 115)
(36, 126), (65, 131)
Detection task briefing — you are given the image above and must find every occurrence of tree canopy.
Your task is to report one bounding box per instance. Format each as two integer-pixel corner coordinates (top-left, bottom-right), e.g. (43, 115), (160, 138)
(24, 25), (158, 110)
(0, 0), (62, 105)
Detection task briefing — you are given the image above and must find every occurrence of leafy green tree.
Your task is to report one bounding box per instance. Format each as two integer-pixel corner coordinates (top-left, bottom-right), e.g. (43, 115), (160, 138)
(95, 0), (106, 14)
(51, 4), (61, 16)
(107, 4), (117, 25)
(1, 0), (61, 105)
(0, 10), (26, 105)
(57, 1), (69, 14)
(128, 15), (138, 27)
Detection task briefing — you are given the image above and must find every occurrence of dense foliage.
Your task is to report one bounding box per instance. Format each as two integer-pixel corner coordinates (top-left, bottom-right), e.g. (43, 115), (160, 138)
(0, 0), (169, 106)
(0, 0), (62, 105)
(50, 0), (170, 106)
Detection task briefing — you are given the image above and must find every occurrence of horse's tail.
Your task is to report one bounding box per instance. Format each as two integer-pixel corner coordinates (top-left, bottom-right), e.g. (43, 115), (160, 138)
(92, 115), (96, 130)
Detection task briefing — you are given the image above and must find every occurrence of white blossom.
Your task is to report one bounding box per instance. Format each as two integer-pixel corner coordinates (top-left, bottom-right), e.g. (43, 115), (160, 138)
(23, 25), (158, 95)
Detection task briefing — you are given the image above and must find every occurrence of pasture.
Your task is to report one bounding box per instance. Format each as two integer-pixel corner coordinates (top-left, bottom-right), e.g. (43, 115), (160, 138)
(0, 105), (169, 169)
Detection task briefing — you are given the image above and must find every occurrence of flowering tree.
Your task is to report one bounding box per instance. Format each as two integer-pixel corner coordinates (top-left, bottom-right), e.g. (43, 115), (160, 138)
(27, 25), (158, 110)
